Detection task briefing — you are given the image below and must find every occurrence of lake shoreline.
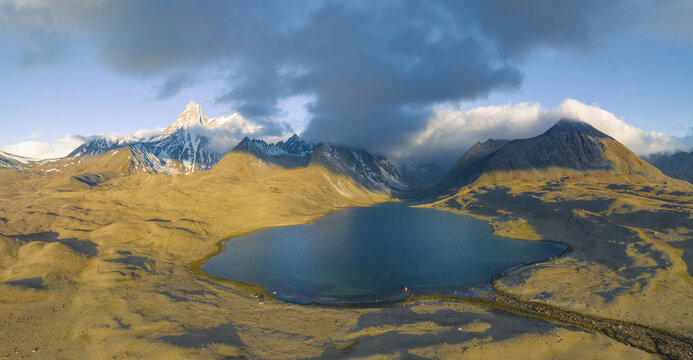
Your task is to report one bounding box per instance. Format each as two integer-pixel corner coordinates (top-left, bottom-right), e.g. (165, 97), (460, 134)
(197, 202), (566, 306)
(191, 200), (692, 358)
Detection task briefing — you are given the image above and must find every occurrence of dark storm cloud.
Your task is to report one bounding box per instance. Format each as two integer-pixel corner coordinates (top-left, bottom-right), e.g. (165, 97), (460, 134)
(153, 72), (198, 100)
(475, 0), (629, 57)
(1, 0), (682, 155)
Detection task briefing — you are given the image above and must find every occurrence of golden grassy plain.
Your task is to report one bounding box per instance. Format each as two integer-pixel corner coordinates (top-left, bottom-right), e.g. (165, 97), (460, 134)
(0, 149), (689, 359)
(428, 168), (693, 338)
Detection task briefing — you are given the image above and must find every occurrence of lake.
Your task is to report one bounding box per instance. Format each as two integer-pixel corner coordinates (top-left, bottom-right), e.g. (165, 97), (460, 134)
(202, 202), (566, 304)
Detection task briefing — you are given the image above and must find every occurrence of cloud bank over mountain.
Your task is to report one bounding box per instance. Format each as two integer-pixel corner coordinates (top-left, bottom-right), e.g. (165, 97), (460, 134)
(0, 103), (292, 159)
(3, 0), (691, 159)
(0, 135), (88, 159)
(3, 99), (688, 163)
(399, 99), (690, 165)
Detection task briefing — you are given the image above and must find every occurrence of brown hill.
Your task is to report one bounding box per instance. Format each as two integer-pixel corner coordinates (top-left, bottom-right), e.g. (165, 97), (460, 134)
(437, 119), (666, 193)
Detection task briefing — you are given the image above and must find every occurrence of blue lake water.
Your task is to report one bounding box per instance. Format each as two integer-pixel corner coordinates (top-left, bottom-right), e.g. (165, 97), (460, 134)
(202, 202), (566, 304)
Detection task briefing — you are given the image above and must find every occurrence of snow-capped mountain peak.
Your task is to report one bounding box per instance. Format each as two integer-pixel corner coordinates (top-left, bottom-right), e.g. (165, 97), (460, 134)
(61, 101), (419, 191)
(163, 101), (255, 134)
(164, 101), (208, 134)
(69, 102), (229, 174)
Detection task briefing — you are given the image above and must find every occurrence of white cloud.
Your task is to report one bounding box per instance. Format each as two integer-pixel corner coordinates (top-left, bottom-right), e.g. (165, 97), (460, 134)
(0, 135), (87, 159)
(188, 114), (292, 154)
(553, 99), (681, 155)
(133, 127), (164, 139)
(396, 98), (687, 165)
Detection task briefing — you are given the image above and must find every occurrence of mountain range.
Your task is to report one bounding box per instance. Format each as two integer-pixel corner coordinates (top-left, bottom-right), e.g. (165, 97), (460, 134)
(3, 101), (441, 193)
(232, 136), (443, 190)
(232, 135), (315, 168)
(643, 151), (693, 184)
(232, 135), (409, 191)
(3, 102), (689, 195)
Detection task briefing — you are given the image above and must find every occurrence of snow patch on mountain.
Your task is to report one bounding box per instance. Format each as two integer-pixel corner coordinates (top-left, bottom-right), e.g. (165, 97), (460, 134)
(232, 135), (410, 192)
(0, 151), (59, 169)
(0, 151), (36, 164)
(309, 143), (407, 192)
(232, 134), (315, 168)
(67, 101), (281, 174)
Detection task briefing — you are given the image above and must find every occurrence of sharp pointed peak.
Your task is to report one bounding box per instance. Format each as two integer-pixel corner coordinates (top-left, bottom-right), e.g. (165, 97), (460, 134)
(164, 101), (209, 134)
(183, 101), (204, 114)
(181, 100), (205, 116)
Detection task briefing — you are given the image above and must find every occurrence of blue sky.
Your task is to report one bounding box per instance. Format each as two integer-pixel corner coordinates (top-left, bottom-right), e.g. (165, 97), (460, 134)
(472, 39), (693, 137)
(0, 1), (691, 161)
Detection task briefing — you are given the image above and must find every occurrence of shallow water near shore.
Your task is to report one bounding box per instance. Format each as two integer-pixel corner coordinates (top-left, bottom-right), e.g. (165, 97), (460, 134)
(202, 202), (566, 305)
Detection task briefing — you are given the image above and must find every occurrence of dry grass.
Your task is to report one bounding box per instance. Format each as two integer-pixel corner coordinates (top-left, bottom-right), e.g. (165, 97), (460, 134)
(428, 168), (693, 339)
(0, 149), (685, 359)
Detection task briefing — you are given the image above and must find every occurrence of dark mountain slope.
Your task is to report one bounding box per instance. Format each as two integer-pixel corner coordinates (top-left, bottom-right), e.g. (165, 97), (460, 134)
(309, 143), (406, 192)
(644, 151), (693, 184)
(437, 119), (664, 193)
(454, 139), (509, 169)
(232, 135), (408, 192)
